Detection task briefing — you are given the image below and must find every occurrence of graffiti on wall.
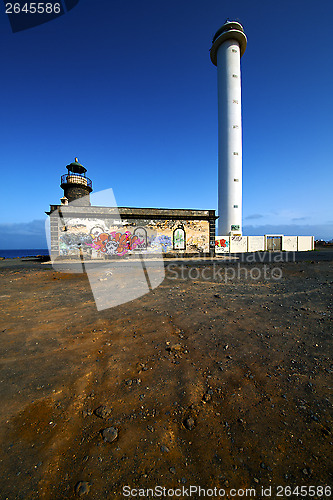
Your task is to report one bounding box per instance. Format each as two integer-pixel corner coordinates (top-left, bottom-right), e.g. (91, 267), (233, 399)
(58, 218), (210, 257)
(187, 235), (206, 252)
(215, 237), (230, 254)
(133, 227), (147, 250)
(59, 225), (144, 257)
(215, 238), (229, 249)
(87, 227), (143, 256)
(59, 232), (93, 255)
(149, 234), (172, 252)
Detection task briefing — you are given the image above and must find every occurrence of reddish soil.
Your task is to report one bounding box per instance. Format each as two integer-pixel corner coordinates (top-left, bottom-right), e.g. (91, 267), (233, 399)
(0, 253), (332, 499)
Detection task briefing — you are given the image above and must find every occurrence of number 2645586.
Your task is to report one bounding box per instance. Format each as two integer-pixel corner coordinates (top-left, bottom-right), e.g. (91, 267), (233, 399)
(5, 3), (61, 14)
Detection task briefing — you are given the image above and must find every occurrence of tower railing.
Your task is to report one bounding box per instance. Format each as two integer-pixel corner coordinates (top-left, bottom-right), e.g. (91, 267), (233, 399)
(61, 174), (92, 189)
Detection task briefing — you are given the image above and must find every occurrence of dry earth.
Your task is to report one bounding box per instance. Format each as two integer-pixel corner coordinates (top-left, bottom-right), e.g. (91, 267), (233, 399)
(0, 251), (332, 499)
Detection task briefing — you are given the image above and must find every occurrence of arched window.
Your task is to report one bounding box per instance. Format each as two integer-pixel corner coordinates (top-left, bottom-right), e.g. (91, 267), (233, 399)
(173, 226), (186, 250)
(133, 227), (147, 250)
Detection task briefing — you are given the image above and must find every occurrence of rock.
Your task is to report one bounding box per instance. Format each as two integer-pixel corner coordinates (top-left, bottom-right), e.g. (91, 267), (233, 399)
(75, 481), (90, 496)
(160, 445), (170, 452)
(202, 393), (212, 403)
(302, 467), (312, 476)
(169, 467), (176, 474)
(102, 427), (118, 443)
(137, 363), (148, 372)
(184, 417), (196, 430)
(171, 344), (182, 352)
(126, 378), (141, 386)
(94, 405), (112, 419)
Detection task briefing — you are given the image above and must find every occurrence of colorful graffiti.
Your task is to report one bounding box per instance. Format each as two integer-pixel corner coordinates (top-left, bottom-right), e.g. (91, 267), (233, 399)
(87, 229), (143, 256)
(133, 227), (147, 250)
(216, 238), (227, 248)
(149, 234), (172, 252)
(215, 238), (229, 249)
(57, 218), (211, 257)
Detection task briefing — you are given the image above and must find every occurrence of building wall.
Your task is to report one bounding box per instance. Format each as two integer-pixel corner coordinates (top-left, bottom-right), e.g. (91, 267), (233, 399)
(47, 206), (216, 258)
(58, 218), (210, 256)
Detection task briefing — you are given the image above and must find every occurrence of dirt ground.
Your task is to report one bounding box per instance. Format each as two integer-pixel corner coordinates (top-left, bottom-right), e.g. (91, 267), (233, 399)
(0, 251), (332, 499)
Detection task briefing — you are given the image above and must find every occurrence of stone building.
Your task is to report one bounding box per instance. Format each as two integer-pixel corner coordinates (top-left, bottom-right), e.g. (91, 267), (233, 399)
(47, 159), (217, 259)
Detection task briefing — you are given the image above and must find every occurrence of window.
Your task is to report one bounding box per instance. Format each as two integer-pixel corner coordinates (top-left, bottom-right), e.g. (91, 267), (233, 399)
(233, 152), (238, 155)
(233, 99), (238, 104)
(232, 48), (237, 53)
(234, 178), (239, 182)
(234, 205), (238, 208)
(232, 74), (238, 78)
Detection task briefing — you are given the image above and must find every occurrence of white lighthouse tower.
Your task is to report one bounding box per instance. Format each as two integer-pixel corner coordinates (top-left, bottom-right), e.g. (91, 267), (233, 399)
(210, 21), (247, 236)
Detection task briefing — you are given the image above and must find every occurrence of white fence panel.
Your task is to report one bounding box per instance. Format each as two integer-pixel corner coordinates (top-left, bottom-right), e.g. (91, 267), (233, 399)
(248, 236), (265, 252)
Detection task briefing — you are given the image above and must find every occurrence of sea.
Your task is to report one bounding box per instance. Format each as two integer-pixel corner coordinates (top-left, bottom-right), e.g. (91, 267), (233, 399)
(0, 249), (49, 259)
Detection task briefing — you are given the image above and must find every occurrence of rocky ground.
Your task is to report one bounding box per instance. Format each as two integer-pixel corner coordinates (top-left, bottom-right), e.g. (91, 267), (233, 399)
(0, 251), (332, 499)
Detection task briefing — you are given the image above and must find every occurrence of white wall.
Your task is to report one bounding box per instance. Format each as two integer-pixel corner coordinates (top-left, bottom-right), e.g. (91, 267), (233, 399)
(282, 236), (297, 251)
(298, 236), (314, 251)
(215, 235), (315, 253)
(230, 235), (247, 252)
(247, 236), (265, 252)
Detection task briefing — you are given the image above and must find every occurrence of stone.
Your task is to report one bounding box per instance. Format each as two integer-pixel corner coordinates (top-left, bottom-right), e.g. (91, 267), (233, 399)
(184, 417), (196, 430)
(202, 393), (211, 403)
(94, 405), (112, 419)
(102, 427), (118, 443)
(75, 481), (90, 496)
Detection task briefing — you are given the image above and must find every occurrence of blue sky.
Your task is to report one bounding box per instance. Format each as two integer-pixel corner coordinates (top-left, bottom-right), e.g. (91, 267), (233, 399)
(0, 0), (332, 248)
